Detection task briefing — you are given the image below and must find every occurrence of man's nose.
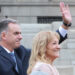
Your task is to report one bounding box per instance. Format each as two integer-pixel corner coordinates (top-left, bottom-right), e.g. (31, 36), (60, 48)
(19, 34), (23, 40)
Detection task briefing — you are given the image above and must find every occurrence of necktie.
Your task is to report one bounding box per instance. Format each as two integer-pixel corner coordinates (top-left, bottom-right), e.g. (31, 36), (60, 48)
(9, 52), (19, 72)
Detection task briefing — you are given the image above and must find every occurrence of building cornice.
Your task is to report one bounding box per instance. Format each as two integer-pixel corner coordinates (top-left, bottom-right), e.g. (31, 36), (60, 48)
(0, 2), (75, 6)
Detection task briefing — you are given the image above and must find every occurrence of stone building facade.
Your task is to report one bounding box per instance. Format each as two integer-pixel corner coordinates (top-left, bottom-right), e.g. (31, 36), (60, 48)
(0, 0), (75, 75)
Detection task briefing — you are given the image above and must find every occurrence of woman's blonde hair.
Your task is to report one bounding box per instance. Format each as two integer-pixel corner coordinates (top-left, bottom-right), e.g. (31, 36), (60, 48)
(27, 30), (60, 74)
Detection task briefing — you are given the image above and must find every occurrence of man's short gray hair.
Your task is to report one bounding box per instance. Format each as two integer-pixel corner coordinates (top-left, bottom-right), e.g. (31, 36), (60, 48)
(0, 18), (17, 40)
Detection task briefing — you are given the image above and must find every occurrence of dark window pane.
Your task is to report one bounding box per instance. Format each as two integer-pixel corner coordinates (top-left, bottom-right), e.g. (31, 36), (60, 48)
(37, 16), (62, 24)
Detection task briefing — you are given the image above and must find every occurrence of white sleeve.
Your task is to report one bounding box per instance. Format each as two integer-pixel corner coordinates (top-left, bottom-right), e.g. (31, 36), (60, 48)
(59, 26), (68, 37)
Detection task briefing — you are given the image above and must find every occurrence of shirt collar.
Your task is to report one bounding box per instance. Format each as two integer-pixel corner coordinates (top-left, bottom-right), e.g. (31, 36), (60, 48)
(2, 46), (14, 53)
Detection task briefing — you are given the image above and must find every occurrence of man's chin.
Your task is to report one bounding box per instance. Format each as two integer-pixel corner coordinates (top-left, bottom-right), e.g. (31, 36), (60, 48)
(15, 44), (20, 48)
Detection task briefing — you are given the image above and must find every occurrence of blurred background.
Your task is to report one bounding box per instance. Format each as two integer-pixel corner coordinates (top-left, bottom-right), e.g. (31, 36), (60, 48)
(0, 0), (75, 75)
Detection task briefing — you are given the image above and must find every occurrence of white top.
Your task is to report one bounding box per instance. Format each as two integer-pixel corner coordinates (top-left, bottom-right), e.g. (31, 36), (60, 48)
(32, 62), (59, 75)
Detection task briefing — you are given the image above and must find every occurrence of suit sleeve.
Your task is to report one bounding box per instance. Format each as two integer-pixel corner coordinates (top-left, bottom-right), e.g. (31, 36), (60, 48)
(15, 45), (31, 75)
(56, 30), (67, 44)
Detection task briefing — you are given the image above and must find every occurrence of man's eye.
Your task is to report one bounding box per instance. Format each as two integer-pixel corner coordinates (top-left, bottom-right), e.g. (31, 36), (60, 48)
(14, 32), (21, 35)
(14, 32), (19, 35)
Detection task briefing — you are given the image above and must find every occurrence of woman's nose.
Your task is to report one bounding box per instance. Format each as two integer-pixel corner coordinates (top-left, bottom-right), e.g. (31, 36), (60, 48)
(57, 44), (60, 50)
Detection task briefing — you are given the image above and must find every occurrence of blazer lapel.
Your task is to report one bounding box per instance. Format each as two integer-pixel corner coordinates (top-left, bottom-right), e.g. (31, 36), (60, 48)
(0, 46), (16, 67)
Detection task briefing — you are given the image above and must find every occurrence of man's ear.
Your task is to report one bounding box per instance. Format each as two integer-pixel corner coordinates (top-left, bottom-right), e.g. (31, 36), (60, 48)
(1, 32), (7, 40)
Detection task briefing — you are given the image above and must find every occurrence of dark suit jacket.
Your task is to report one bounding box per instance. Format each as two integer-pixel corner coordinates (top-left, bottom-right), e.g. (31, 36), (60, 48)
(0, 45), (31, 75)
(0, 30), (67, 75)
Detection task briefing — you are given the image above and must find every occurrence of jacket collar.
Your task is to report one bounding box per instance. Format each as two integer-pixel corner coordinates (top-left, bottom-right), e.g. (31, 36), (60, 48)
(0, 46), (16, 64)
(0, 46), (23, 75)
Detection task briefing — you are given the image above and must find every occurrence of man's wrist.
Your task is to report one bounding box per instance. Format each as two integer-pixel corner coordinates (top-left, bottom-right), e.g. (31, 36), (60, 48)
(63, 21), (72, 27)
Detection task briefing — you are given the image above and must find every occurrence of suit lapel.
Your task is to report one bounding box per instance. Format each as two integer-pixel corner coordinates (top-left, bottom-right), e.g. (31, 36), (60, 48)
(0, 46), (23, 75)
(0, 46), (17, 68)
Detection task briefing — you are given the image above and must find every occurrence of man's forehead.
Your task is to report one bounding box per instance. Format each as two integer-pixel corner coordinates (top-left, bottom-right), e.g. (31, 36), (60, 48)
(8, 23), (19, 26)
(8, 23), (20, 28)
(8, 23), (21, 31)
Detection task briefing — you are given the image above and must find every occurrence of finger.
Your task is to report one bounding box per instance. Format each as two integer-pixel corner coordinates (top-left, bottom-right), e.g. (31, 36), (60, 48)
(66, 4), (70, 12)
(60, 2), (65, 12)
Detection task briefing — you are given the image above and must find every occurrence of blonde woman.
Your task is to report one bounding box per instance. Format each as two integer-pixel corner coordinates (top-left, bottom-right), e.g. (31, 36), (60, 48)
(27, 30), (60, 75)
(27, 2), (72, 75)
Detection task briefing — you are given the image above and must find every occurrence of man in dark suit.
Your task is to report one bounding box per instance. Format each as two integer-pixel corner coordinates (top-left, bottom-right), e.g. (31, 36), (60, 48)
(0, 2), (72, 75)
